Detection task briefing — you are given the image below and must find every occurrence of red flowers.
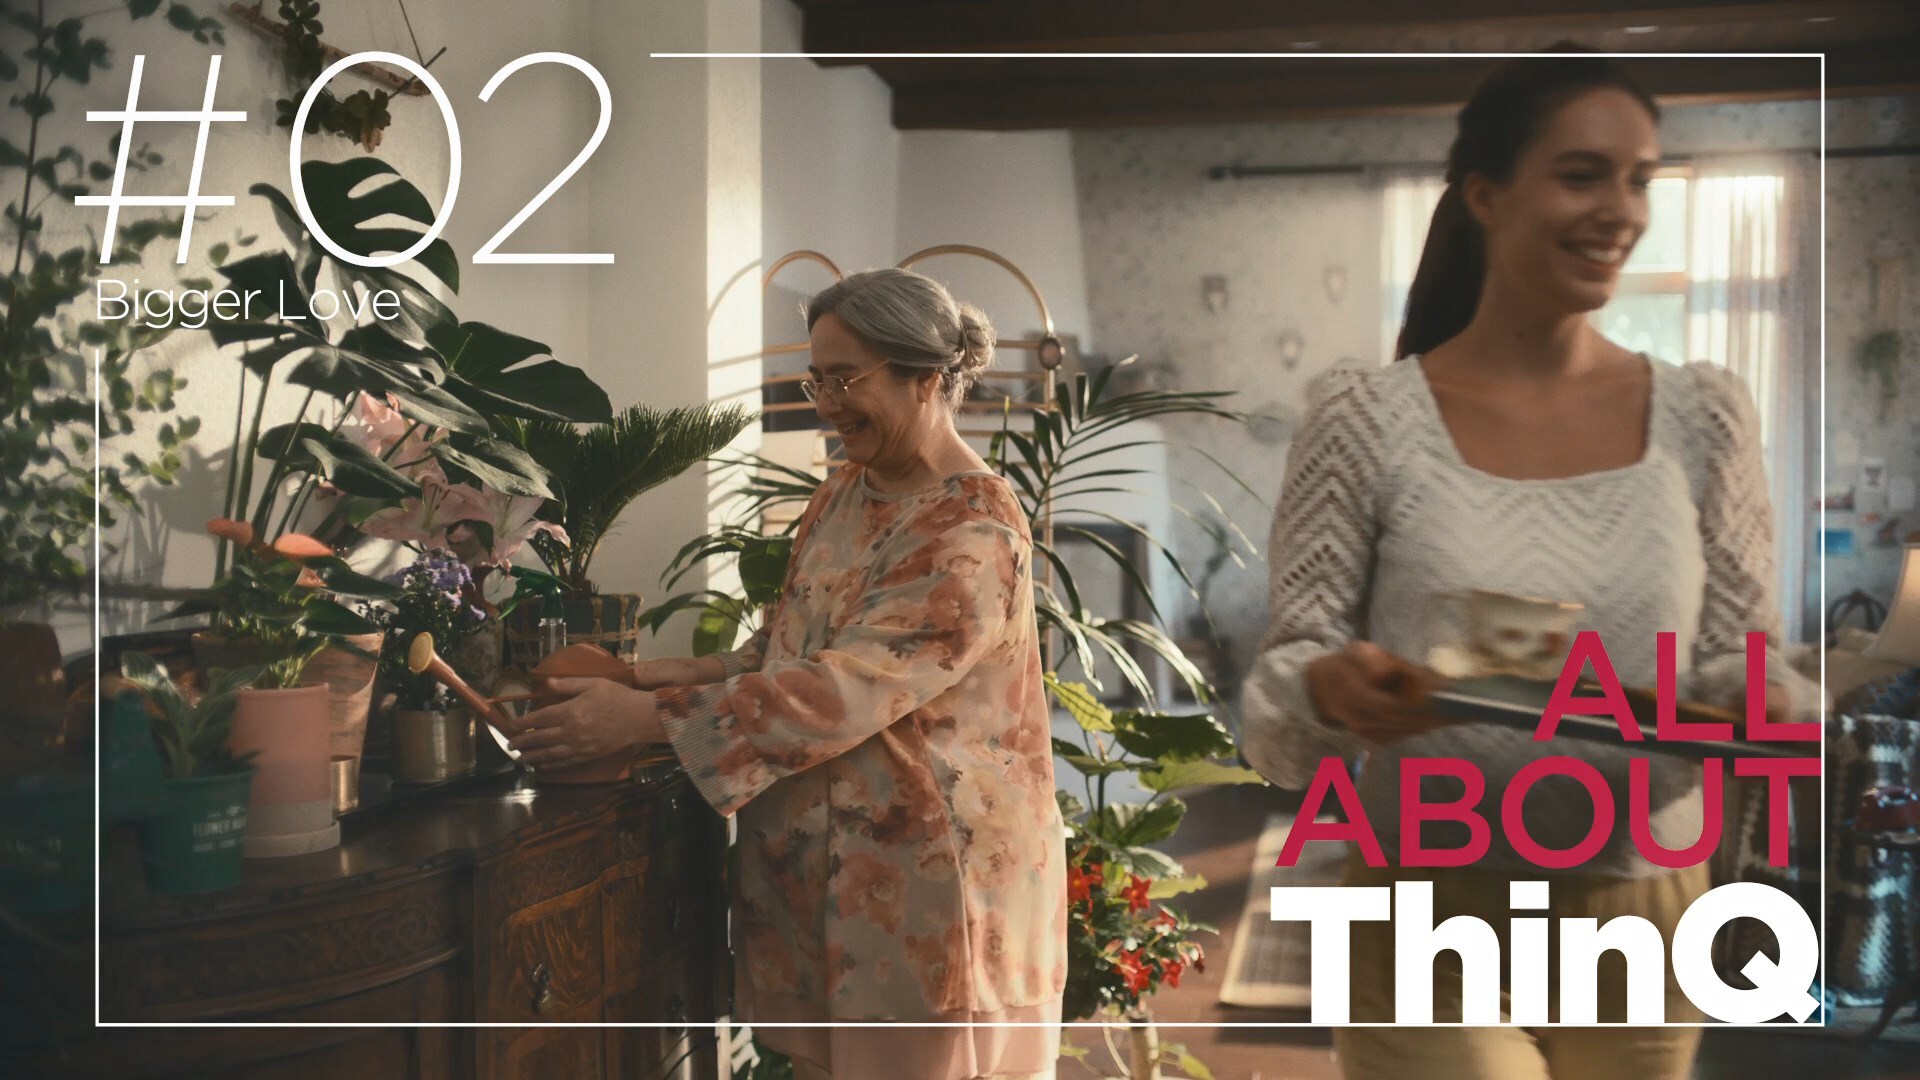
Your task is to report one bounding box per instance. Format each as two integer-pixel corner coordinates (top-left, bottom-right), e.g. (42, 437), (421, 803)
(1162, 957), (1185, 988)
(1066, 845), (1214, 1018)
(1067, 857), (1102, 913)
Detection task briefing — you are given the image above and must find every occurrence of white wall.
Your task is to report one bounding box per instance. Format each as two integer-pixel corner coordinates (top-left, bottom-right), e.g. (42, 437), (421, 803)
(895, 130), (1094, 353)
(581, 0), (762, 630)
(757, 0), (897, 372)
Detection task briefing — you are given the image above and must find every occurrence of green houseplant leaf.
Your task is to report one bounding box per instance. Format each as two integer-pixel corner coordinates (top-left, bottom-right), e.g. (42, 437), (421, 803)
(427, 320), (613, 424)
(250, 158), (459, 293)
(519, 402), (754, 591)
(1108, 710), (1235, 763)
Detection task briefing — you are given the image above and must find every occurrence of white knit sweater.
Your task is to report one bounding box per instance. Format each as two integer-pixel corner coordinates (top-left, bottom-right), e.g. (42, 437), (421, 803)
(1240, 356), (1812, 877)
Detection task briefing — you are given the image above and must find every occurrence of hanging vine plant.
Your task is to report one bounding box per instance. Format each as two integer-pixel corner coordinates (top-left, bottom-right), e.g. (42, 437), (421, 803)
(268, 0), (395, 151)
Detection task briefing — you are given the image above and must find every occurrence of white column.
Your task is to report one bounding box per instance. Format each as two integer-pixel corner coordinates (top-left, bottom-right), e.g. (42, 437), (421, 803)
(584, 0), (761, 647)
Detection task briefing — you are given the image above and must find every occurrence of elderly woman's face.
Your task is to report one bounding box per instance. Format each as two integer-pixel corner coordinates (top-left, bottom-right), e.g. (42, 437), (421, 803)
(808, 312), (938, 470)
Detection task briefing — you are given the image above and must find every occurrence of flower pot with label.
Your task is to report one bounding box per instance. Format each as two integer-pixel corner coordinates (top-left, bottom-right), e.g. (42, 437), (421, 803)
(140, 767), (255, 894)
(303, 631), (383, 763)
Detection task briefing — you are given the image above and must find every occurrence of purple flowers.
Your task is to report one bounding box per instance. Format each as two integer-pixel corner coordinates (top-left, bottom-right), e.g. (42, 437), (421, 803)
(372, 549), (490, 710)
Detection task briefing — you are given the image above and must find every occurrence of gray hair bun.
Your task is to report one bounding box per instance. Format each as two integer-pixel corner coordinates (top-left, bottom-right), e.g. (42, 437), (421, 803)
(953, 303), (996, 385)
(806, 268), (996, 410)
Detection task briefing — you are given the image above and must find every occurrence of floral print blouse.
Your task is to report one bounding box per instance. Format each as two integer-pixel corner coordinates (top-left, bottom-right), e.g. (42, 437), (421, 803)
(656, 465), (1068, 1023)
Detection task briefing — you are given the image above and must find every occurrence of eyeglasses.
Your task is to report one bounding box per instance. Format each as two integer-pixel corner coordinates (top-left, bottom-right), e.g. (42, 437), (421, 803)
(798, 366), (884, 403)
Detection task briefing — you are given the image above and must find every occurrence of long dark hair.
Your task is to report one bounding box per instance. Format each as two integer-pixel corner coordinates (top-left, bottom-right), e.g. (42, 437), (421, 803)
(1396, 49), (1660, 359)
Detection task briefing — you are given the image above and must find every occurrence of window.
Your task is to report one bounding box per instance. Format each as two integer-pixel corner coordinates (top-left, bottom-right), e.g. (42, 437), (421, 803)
(1594, 172), (1690, 364)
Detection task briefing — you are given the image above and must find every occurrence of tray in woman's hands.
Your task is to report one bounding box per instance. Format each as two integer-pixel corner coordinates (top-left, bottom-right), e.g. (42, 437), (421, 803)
(1426, 674), (1806, 760)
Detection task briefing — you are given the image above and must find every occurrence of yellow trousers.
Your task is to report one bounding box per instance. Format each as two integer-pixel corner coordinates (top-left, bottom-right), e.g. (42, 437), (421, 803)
(1333, 855), (1709, 1080)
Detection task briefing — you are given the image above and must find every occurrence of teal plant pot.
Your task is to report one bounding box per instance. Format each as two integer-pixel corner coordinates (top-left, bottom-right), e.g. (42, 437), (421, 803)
(0, 772), (94, 915)
(138, 768), (255, 895)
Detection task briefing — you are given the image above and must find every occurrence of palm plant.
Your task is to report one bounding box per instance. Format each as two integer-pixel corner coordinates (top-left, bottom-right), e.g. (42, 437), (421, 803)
(516, 403), (756, 592)
(648, 366), (1263, 707)
(991, 364), (1261, 706)
(639, 452), (822, 653)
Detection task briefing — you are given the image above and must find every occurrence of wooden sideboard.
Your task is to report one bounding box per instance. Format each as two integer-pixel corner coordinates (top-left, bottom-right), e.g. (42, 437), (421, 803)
(3, 758), (728, 1079)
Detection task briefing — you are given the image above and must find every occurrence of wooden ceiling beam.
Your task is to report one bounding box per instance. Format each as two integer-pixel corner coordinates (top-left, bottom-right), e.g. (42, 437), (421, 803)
(802, 0), (1903, 58)
(885, 54), (1892, 130)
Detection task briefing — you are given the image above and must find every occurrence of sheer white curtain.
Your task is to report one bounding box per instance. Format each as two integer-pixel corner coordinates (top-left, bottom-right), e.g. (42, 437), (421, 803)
(1685, 160), (1814, 641)
(1378, 172), (1446, 362)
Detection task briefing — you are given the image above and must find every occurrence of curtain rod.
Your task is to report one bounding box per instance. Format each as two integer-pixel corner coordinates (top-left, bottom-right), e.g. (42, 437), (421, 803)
(1206, 144), (1920, 180)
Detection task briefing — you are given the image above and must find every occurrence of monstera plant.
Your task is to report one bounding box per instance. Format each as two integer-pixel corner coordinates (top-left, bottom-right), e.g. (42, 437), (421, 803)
(176, 156), (614, 803)
(201, 156), (613, 574)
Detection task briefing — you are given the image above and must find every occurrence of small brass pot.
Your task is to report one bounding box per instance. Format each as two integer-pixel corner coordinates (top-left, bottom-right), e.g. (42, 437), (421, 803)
(390, 706), (476, 785)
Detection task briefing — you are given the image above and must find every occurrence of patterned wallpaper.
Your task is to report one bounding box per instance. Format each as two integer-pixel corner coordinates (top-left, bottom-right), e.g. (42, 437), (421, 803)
(1072, 95), (1919, 685)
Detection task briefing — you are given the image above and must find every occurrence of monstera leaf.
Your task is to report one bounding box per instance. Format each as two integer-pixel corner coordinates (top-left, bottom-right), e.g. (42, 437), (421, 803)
(248, 157), (458, 294)
(427, 320), (612, 424)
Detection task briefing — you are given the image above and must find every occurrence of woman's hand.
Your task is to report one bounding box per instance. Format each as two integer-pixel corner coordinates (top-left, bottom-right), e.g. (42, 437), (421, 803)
(503, 679), (668, 772)
(1305, 641), (1451, 745)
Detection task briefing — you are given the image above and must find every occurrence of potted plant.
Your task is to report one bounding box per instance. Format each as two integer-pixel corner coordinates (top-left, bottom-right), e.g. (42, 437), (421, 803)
(509, 402), (753, 664)
(0, 0), (221, 754)
(117, 652), (264, 895)
(188, 156), (612, 753)
(169, 520), (399, 856)
(367, 549), (488, 784)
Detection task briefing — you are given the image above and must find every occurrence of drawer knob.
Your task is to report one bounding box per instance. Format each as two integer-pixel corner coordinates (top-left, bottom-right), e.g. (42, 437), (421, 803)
(532, 962), (554, 1014)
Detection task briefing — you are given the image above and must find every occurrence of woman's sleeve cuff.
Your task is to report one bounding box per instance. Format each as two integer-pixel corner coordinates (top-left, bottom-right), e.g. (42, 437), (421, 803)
(1239, 647), (1368, 790)
(656, 682), (777, 816)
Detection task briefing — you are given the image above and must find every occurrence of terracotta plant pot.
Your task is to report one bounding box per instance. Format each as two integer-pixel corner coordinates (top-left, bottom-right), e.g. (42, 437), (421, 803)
(0, 621), (71, 753)
(303, 632), (383, 762)
(198, 631), (382, 765)
(227, 684), (338, 857)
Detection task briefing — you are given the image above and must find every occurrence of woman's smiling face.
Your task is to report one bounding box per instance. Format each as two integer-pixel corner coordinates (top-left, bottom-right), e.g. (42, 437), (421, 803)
(1470, 85), (1661, 317)
(808, 311), (938, 470)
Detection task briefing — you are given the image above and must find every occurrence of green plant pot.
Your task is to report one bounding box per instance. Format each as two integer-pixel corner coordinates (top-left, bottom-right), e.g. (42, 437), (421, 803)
(0, 771), (93, 915)
(139, 768), (255, 895)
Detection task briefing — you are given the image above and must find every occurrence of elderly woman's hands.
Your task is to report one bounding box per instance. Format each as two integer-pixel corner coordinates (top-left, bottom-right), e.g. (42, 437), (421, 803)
(503, 678), (668, 772)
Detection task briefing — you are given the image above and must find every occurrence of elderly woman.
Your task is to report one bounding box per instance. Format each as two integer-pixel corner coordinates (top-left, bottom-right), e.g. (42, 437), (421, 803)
(506, 268), (1067, 1080)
